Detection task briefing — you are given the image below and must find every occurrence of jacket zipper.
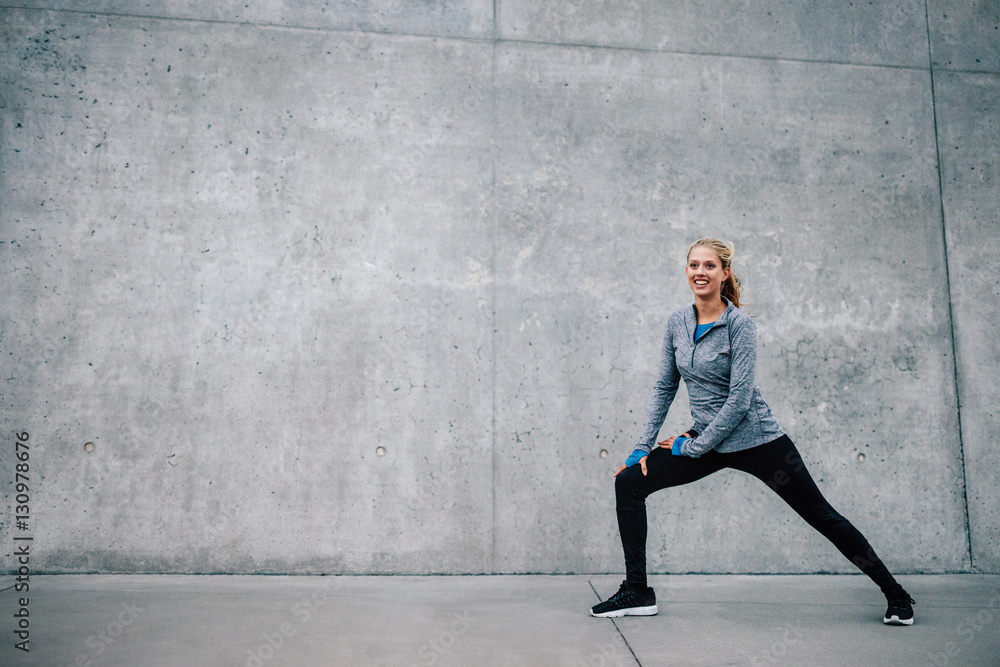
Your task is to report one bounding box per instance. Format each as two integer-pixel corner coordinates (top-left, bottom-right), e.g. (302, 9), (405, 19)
(691, 318), (719, 367)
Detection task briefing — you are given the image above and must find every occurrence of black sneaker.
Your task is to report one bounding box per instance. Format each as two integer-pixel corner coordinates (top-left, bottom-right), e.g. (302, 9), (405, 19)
(591, 581), (657, 618)
(883, 584), (915, 625)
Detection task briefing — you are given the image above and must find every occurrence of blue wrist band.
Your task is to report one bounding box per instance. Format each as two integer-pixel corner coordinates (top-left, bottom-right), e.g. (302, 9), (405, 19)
(624, 449), (646, 467)
(672, 437), (688, 456)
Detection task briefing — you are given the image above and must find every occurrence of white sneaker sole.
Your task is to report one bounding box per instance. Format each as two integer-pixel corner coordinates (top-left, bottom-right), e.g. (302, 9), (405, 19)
(883, 615), (914, 626)
(591, 604), (658, 618)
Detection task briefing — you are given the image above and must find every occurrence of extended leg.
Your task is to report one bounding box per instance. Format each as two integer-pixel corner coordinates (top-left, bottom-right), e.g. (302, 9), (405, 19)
(729, 436), (899, 590)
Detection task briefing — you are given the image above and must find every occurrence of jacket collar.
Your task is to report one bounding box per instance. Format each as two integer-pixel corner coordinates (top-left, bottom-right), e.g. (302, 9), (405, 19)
(686, 297), (735, 331)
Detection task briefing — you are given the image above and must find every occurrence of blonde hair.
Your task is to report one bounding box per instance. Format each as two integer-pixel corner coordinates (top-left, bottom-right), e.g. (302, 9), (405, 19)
(687, 237), (744, 308)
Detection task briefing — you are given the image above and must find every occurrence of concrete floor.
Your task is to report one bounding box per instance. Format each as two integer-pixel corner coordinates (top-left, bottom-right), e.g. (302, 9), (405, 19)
(1, 574), (997, 666)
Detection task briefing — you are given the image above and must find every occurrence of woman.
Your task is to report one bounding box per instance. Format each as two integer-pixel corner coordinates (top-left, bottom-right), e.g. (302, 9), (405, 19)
(590, 238), (915, 625)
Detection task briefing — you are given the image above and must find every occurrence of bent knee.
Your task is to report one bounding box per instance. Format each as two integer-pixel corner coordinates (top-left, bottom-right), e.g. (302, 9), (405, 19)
(615, 467), (645, 495)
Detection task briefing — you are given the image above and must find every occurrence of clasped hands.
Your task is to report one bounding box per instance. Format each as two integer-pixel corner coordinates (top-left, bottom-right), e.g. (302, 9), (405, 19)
(613, 432), (693, 477)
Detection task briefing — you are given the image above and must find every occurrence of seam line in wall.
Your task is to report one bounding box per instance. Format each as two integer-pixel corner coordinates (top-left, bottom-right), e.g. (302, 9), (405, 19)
(923, 0), (975, 573)
(932, 68), (1000, 77)
(8, 5), (998, 76)
(490, 3), (499, 574)
(0, 4), (494, 43)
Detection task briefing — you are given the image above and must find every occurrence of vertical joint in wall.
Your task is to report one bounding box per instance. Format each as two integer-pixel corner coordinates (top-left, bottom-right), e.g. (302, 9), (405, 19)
(923, 0), (975, 573)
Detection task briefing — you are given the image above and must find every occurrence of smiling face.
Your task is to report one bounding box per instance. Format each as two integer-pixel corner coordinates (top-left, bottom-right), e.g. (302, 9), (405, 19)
(686, 246), (730, 301)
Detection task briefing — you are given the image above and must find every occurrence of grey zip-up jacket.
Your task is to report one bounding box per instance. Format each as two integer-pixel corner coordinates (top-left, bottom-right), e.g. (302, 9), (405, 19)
(636, 298), (784, 458)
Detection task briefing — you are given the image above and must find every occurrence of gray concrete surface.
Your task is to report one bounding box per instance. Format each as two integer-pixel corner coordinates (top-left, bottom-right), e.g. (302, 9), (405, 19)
(501, 0), (929, 67)
(492, 40), (964, 575)
(1, 574), (998, 666)
(936, 69), (1000, 574)
(8, 0), (494, 39)
(1, 1), (997, 576)
(928, 0), (1000, 73)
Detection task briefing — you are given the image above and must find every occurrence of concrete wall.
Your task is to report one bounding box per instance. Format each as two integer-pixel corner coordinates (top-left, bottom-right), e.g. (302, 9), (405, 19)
(1, 2), (996, 574)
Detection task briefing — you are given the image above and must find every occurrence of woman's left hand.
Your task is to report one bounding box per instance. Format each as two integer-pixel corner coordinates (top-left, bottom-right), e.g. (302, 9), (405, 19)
(658, 432), (692, 449)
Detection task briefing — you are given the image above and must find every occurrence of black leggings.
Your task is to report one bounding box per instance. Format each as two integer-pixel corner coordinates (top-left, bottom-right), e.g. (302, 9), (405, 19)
(615, 435), (898, 591)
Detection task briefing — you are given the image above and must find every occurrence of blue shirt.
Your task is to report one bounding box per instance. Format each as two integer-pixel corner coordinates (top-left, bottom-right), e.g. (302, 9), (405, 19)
(695, 321), (715, 340)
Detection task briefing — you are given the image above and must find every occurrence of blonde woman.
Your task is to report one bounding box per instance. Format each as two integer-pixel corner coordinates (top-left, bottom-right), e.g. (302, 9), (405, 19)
(590, 238), (915, 626)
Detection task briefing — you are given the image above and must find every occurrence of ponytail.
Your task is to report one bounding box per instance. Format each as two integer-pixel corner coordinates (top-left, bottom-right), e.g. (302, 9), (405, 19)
(721, 272), (743, 309)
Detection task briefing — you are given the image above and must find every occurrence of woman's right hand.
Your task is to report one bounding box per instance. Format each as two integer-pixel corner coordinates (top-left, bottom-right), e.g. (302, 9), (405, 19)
(614, 456), (647, 477)
(615, 450), (648, 477)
